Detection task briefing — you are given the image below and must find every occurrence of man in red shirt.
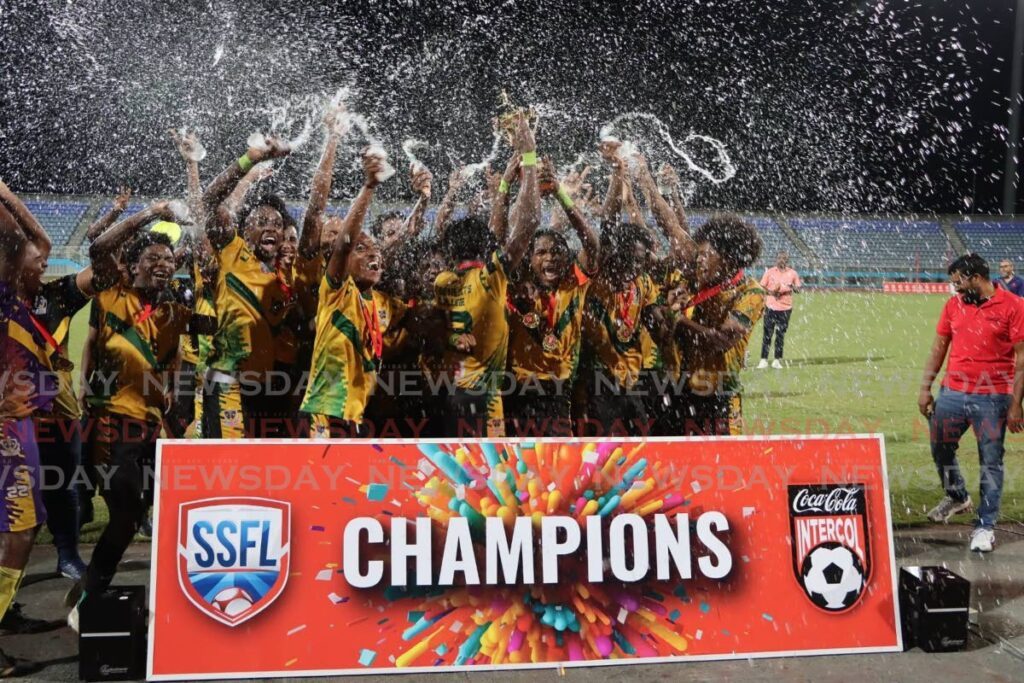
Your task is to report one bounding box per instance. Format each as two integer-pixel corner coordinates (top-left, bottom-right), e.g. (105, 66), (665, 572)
(918, 254), (1024, 552)
(758, 252), (802, 369)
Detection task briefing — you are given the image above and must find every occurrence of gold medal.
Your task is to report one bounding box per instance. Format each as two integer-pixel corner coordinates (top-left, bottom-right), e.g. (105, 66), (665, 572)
(54, 356), (75, 372)
(542, 333), (559, 352)
(616, 323), (634, 343)
(522, 312), (540, 329)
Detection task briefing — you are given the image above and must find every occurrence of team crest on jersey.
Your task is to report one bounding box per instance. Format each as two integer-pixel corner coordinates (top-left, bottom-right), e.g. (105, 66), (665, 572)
(788, 484), (870, 613)
(222, 410), (242, 429)
(178, 497), (291, 626)
(0, 438), (21, 458)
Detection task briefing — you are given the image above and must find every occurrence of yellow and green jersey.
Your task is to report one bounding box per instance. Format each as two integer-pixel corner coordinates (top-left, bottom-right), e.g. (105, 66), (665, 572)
(435, 251), (510, 393)
(207, 235), (289, 376)
(88, 284), (192, 423)
(508, 270), (589, 383)
(582, 274), (660, 388)
(682, 276), (766, 395)
(300, 274), (407, 423)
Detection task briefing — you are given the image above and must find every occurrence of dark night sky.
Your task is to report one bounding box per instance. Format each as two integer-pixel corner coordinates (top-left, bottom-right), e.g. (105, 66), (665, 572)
(0, 0), (1019, 214)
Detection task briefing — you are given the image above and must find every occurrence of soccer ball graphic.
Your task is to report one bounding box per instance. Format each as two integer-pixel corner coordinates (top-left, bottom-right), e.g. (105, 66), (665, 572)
(210, 587), (255, 618)
(800, 542), (866, 611)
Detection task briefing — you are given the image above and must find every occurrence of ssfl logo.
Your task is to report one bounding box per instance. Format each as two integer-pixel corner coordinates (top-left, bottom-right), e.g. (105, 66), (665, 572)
(177, 497), (291, 627)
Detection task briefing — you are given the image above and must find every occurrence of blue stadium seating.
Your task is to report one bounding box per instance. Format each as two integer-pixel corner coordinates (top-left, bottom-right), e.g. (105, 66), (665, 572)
(688, 215), (809, 273)
(955, 221), (1024, 267)
(788, 218), (951, 273)
(23, 200), (88, 245)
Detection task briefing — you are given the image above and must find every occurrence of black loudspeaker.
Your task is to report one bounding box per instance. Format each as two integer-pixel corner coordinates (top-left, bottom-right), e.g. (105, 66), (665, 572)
(899, 566), (970, 652)
(78, 586), (147, 681)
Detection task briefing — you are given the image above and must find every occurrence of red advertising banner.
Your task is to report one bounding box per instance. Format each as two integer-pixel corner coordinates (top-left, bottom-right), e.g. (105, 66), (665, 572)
(883, 281), (951, 294)
(147, 436), (901, 680)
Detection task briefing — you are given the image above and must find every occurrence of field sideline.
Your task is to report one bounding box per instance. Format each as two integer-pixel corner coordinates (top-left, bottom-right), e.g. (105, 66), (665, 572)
(57, 291), (1022, 542)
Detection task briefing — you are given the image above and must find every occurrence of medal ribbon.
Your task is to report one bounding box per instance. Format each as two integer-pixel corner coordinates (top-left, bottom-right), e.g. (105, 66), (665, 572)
(359, 294), (383, 360)
(26, 310), (65, 357)
(685, 271), (745, 313)
(457, 260), (486, 272)
(616, 283), (637, 332)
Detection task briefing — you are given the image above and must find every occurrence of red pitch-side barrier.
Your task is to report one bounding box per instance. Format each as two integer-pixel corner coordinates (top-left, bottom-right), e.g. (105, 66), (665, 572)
(148, 436), (901, 680)
(883, 281), (951, 294)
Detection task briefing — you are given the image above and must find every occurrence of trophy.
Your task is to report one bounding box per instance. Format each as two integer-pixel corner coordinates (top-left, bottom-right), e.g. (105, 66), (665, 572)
(495, 90), (538, 145)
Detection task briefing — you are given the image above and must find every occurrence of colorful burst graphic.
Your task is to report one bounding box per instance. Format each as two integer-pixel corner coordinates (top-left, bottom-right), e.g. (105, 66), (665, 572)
(350, 441), (705, 666)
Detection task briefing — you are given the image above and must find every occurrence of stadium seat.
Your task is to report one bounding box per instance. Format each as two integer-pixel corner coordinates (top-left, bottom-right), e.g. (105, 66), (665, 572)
(788, 218), (952, 276)
(23, 199), (89, 246)
(955, 221), (1024, 267)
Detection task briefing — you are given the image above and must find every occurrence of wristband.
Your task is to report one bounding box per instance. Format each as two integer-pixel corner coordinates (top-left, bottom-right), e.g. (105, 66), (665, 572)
(238, 154), (254, 173)
(556, 186), (575, 210)
(498, 179), (510, 194)
(520, 151), (538, 167)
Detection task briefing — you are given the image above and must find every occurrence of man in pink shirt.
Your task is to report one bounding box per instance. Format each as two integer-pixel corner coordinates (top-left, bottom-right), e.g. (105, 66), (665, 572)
(757, 252), (802, 369)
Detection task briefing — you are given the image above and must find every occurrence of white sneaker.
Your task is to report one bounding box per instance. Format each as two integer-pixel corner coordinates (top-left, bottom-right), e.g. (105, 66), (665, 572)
(969, 527), (995, 553)
(67, 604), (79, 634)
(756, 359), (769, 369)
(771, 359), (783, 369)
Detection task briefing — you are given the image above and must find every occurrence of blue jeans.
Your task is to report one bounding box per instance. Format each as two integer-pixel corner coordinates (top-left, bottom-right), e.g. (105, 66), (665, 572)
(929, 388), (1011, 529)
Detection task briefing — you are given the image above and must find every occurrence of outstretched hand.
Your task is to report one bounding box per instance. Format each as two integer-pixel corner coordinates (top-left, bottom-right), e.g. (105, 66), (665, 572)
(249, 135), (291, 163)
(113, 186), (132, 211)
(361, 148), (386, 188)
(511, 111), (536, 154)
(170, 128), (203, 161)
(411, 166), (433, 199)
(658, 163), (680, 190)
(598, 138), (624, 169)
(562, 165), (592, 198)
(324, 103), (350, 138)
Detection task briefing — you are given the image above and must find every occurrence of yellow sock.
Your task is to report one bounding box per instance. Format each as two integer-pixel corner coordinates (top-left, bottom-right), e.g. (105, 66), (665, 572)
(0, 566), (24, 621)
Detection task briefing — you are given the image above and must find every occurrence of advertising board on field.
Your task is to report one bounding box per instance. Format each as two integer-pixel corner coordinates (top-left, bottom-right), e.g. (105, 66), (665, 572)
(147, 435), (901, 680)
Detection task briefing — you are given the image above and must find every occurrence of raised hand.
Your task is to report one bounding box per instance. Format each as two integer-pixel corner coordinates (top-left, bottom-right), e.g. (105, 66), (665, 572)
(411, 165), (433, 199)
(598, 138), (624, 169)
(562, 164), (592, 198)
(511, 111), (536, 154)
(539, 157), (558, 197)
(361, 147), (387, 188)
(658, 163), (680, 190)
(171, 128), (206, 162)
(249, 135), (291, 162)
(324, 103), (350, 138)
(113, 186), (132, 211)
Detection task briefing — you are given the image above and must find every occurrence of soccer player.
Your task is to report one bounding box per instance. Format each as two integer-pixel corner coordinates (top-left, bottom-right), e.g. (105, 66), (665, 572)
(919, 254), (1024, 552)
(19, 192), (141, 582)
(300, 148), (408, 437)
(504, 157), (598, 437)
(995, 259), (1024, 297)
(674, 214), (765, 436)
(434, 113), (541, 437)
(70, 215), (215, 630)
(0, 182), (59, 672)
(758, 251), (802, 369)
(199, 135), (292, 438)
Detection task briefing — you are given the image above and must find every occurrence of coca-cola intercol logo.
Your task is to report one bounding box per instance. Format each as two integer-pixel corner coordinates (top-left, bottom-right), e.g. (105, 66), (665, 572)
(791, 486), (862, 515)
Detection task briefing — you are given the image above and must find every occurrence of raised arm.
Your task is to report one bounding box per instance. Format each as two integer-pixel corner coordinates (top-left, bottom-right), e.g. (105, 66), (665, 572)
(658, 163), (690, 234)
(170, 129), (205, 225)
(202, 136), (290, 249)
(89, 201), (175, 291)
(599, 140), (627, 227)
(0, 178), (50, 252)
(541, 158), (599, 273)
(433, 166), (466, 240)
(326, 150), (384, 283)
(504, 114), (540, 269)
(300, 106), (349, 260)
(0, 202), (27, 282)
(488, 154), (519, 246)
(398, 164), (433, 243)
(85, 187), (131, 243)
(634, 155), (695, 265)
(222, 163), (273, 218)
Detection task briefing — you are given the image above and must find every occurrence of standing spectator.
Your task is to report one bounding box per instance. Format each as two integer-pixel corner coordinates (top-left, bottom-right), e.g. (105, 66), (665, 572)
(995, 259), (1024, 296)
(758, 252), (802, 369)
(918, 254), (1024, 553)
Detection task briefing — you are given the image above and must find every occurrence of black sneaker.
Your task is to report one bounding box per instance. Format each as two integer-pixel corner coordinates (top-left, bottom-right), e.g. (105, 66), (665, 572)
(0, 603), (60, 636)
(138, 516), (153, 539)
(0, 647), (35, 677)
